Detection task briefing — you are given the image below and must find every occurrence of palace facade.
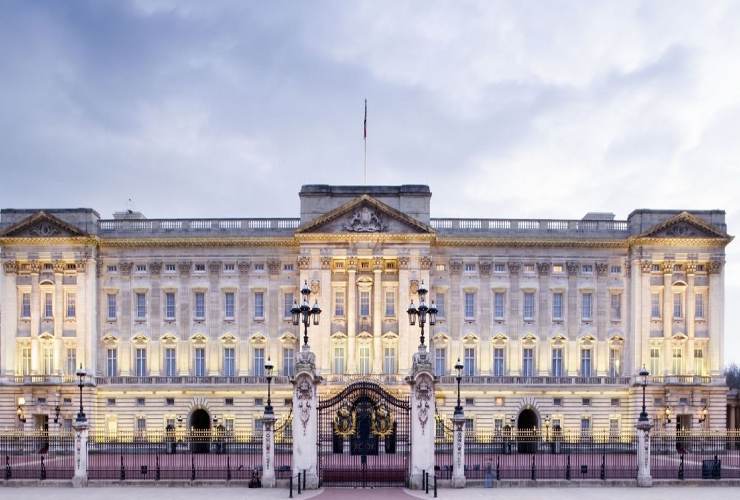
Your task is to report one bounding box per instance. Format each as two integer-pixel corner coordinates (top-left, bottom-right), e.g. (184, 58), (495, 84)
(0, 185), (732, 436)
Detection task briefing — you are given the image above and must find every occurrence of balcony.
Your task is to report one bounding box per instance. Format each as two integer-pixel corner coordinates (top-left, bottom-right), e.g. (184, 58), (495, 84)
(438, 375), (632, 385)
(0, 375), (95, 385)
(430, 218), (629, 237)
(95, 375), (291, 385)
(649, 375), (715, 386)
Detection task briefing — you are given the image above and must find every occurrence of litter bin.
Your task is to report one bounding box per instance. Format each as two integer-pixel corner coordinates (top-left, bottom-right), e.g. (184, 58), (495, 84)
(701, 458), (721, 479)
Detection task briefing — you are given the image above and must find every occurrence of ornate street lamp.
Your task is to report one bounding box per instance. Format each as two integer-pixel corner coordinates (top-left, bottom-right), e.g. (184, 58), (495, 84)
(544, 414), (551, 441)
(698, 406), (709, 425)
(454, 358), (464, 417)
(264, 357), (274, 415)
(75, 364), (87, 423)
(638, 366), (649, 422)
(16, 397), (26, 423)
(406, 280), (437, 349)
(291, 280), (321, 348)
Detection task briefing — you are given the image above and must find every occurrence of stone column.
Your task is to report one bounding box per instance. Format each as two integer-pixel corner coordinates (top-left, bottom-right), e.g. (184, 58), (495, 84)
(451, 411), (466, 488)
(707, 260), (723, 376)
(262, 411), (277, 487)
(1, 261), (18, 375)
(639, 260), (652, 373)
(566, 261), (578, 375)
(636, 419), (652, 487)
(408, 349), (435, 489)
(292, 347), (321, 488)
(662, 261), (673, 375)
(398, 257), (411, 372)
(686, 263), (696, 374)
(373, 259), (383, 373)
(347, 260), (357, 373)
(73, 418), (89, 487)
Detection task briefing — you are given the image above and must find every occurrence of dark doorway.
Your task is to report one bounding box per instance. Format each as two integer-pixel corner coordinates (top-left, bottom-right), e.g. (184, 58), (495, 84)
(676, 414), (691, 453)
(189, 408), (211, 453)
(34, 414), (49, 453)
(350, 396), (379, 456)
(517, 409), (539, 453)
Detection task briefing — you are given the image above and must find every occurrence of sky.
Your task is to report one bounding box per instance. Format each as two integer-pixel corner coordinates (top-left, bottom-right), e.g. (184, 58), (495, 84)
(0, 0), (738, 364)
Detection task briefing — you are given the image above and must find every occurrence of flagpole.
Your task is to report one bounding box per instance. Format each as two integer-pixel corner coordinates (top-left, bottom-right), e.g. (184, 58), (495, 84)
(363, 99), (367, 185)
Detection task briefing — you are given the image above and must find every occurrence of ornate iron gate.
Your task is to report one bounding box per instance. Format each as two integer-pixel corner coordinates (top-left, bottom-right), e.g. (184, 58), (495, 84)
(318, 380), (410, 487)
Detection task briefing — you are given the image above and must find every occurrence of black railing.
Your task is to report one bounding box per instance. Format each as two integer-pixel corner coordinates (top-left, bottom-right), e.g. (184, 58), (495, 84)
(651, 431), (740, 479)
(0, 431), (75, 480)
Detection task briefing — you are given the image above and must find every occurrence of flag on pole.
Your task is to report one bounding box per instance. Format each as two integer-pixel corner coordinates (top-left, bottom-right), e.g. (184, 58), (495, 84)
(363, 99), (367, 140)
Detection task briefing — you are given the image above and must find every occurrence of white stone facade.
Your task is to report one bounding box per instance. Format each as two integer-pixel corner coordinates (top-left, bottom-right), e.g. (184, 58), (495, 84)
(0, 185), (732, 435)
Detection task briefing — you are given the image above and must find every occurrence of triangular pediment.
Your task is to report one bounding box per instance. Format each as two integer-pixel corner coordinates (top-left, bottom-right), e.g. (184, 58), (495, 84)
(0, 211), (87, 238)
(296, 195), (434, 234)
(639, 212), (728, 239)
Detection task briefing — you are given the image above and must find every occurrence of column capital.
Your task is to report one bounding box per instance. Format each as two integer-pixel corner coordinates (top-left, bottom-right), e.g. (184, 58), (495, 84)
(2, 260), (17, 274)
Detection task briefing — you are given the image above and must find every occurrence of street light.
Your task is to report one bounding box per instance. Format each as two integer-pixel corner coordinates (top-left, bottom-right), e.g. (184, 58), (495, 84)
(454, 358), (464, 417)
(544, 414), (551, 441)
(291, 280), (321, 348)
(638, 366), (649, 422)
(264, 357), (274, 415)
(406, 280), (437, 349)
(16, 397), (26, 423)
(75, 364), (87, 423)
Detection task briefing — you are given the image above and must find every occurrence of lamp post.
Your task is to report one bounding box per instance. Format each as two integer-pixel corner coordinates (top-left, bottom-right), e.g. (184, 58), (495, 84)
(16, 397), (26, 423)
(291, 280), (321, 349)
(265, 357), (274, 415)
(75, 364), (87, 423)
(454, 358), (464, 416)
(639, 366), (649, 422)
(544, 414), (551, 441)
(406, 280), (437, 350)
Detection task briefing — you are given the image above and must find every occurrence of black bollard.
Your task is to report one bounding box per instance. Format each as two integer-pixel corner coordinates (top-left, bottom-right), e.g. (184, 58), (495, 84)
(425, 471), (429, 494)
(289, 475), (293, 498)
(5, 455), (11, 480)
(40, 455), (46, 481)
(155, 455), (160, 481)
(566, 454), (571, 480)
(531, 454), (535, 480)
(297, 473), (301, 495)
(422, 470), (426, 492)
(600, 453), (605, 480)
(678, 454), (684, 480)
(120, 454), (126, 481)
(434, 474), (437, 498)
(302, 469), (306, 491)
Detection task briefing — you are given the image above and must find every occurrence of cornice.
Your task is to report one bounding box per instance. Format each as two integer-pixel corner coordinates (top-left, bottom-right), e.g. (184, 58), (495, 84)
(295, 233), (435, 243)
(434, 237), (628, 248)
(100, 237), (298, 248)
(0, 236), (98, 246)
(629, 236), (732, 248)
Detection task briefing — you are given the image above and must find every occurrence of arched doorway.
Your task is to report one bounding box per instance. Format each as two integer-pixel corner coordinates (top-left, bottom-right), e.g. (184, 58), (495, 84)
(517, 408), (539, 453)
(190, 408), (211, 453)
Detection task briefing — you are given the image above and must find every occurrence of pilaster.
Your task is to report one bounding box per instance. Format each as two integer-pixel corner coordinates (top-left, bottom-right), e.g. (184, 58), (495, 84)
(451, 412), (466, 488)
(1, 261), (18, 375)
(372, 259), (383, 373)
(408, 348), (435, 489)
(292, 347), (321, 488)
(346, 261), (357, 374)
(262, 412), (277, 487)
(72, 419), (89, 487)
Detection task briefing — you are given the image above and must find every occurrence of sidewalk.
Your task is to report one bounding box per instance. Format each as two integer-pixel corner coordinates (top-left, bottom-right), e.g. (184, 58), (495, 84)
(405, 486), (740, 500)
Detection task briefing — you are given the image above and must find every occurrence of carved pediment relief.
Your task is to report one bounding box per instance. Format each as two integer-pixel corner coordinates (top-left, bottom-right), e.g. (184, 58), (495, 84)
(132, 334), (149, 345)
(639, 212), (728, 239)
(0, 211), (87, 238)
(296, 195), (434, 235)
(220, 333), (237, 344)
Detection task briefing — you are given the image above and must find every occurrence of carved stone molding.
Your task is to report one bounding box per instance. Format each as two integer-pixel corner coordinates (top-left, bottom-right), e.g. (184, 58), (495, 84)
(449, 259), (462, 273)
(2, 260), (17, 274)
(640, 260), (653, 273)
(414, 374), (433, 435)
(566, 261), (579, 276)
(624, 260), (631, 277)
(685, 261), (697, 275)
(347, 256), (358, 271)
(96, 260), (103, 277)
(409, 279), (419, 296)
(177, 261), (191, 276)
(537, 262), (550, 276)
(507, 261), (521, 274)
(28, 261), (41, 274)
(295, 374), (314, 436)
(479, 261), (492, 276)
(320, 256), (332, 270)
(707, 259), (723, 274)
(344, 206), (385, 232)
(120, 262), (133, 275)
(267, 260), (281, 275)
(74, 260), (87, 273)
(310, 279), (320, 296)
(53, 260), (66, 274)
(297, 255), (311, 270)
(149, 262), (162, 275)
(595, 262), (608, 276)
(398, 256), (410, 270)
(661, 260), (674, 274)
(208, 261), (221, 274)
(238, 260), (250, 274)
(419, 256), (432, 271)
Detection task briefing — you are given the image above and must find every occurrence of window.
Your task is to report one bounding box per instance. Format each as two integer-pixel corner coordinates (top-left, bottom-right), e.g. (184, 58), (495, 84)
(582, 398), (591, 406)
(611, 398), (621, 407)
(165, 292), (176, 320)
(165, 398), (175, 406)
(21, 293), (31, 318)
(552, 292), (563, 320)
(21, 347), (31, 375)
(580, 348), (592, 376)
(435, 263), (446, 271)
(194, 292), (205, 319)
(435, 293), (445, 318)
(254, 292), (264, 318)
(672, 346), (683, 375)
(494, 292), (505, 320)
(223, 347), (235, 377)
(334, 290), (345, 317)
(465, 398), (475, 406)
(333, 345), (345, 374)
(165, 263), (176, 272)
(650, 348), (660, 376)
(44, 292), (53, 318)
(610, 293), (621, 320)
(464, 347), (476, 376)
(553, 398), (562, 407)
(358, 345), (371, 375)
(581, 293), (593, 321)
(464, 292), (476, 319)
(383, 346), (396, 374)
(107, 294), (117, 320)
(464, 263), (476, 272)
(551, 347), (563, 377)
(254, 263), (265, 271)
(283, 292), (294, 318)
(224, 418), (234, 433)
(651, 293), (661, 318)
(283, 263), (294, 271)
(253, 348), (265, 376)
(694, 348), (704, 376)
(552, 264), (563, 273)
(607, 348), (620, 376)
(225, 292), (235, 319)
(195, 263), (206, 272)
(523, 263), (535, 273)
(359, 291), (370, 316)
(673, 293), (683, 318)
(136, 398), (145, 407)
(578, 418), (590, 433)
(164, 348), (177, 377)
(66, 348), (76, 375)
(41, 345), (53, 375)
(493, 347), (505, 376)
(106, 348), (118, 376)
(582, 264), (593, 274)
(384, 290), (395, 317)
(522, 348), (534, 377)
(225, 398), (234, 406)
(523, 292), (535, 320)
(283, 348), (295, 377)
(135, 292), (146, 320)
(224, 263), (235, 272)
(136, 264), (147, 273)
(610, 265), (621, 274)
(107, 398), (116, 407)
(695, 293), (705, 319)
(135, 348), (147, 377)
(194, 347), (206, 377)
(107, 265), (118, 273)
(434, 347), (446, 376)
(494, 263), (506, 273)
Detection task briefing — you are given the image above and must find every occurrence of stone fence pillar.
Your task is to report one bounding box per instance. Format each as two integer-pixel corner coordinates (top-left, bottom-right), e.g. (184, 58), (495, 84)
(262, 412), (276, 487)
(636, 420), (652, 487)
(72, 419), (89, 487)
(292, 346), (321, 489)
(407, 349), (436, 489)
(451, 412), (466, 488)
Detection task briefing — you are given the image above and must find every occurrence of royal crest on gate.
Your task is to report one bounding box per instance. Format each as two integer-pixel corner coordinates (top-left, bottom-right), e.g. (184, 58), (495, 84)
(334, 403), (356, 438)
(371, 403), (394, 438)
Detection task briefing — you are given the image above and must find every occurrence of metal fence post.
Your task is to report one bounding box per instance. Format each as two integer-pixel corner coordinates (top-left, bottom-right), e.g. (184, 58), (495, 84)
(297, 473), (302, 494)
(434, 474), (437, 497)
(566, 454), (571, 480)
(289, 475), (293, 498)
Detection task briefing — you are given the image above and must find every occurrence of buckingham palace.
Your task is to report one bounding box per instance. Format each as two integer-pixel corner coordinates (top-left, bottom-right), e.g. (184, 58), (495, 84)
(0, 184), (732, 437)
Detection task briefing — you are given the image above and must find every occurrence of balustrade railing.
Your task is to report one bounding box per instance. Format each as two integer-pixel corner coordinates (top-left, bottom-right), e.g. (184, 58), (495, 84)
(430, 218), (629, 235)
(98, 218), (300, 235)
(437, 375), (632, 385)
(95, 375), (291, 385)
